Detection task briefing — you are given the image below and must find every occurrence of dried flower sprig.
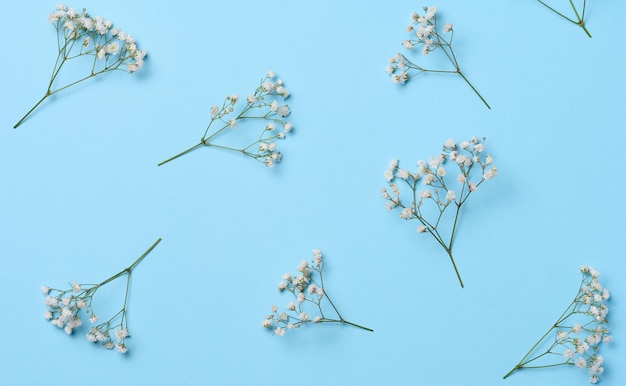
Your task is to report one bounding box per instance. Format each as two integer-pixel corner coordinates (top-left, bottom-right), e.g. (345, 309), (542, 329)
(387, 6), (490, 109)
(42, 238), (161, 353)
(14, 4), (146, 128)
(262, 249), (373, 335)
(158, 71), (292, 168)
(504, 265), (611, 384)
(382, 137), (496, 288)
(536, 0), (591, 38)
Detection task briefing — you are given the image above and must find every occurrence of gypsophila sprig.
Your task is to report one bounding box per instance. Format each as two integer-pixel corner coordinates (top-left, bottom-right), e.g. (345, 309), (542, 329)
(387, 6), (490, 109)
(158, 71), (293, 168)
(262, 249), (373, 335)
(42, 238), (161, 353)
(536, 0), (591, 38)
(504, 266), (611, 383)
(382, 137), (496, 288)
(14, 4), (147, 128)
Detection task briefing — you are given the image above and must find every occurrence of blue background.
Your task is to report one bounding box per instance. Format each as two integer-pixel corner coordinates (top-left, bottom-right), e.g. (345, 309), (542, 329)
(1, 1), (624, 385)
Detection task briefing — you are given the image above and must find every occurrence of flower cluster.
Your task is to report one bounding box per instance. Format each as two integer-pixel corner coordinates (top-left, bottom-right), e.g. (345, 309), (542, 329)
(386, 6), (490, 109)
(382, 137), (496, 287)
(262, 249), (372, 335)
(42, 238), (161, 354)
(14, 4), (146, 128)
(504, 266), (611, 383)
(536, 0), (591, 38)
(158, 71), (293, 168)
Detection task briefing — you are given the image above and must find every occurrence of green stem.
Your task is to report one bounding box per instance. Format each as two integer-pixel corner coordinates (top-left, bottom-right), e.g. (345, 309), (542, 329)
(319, 265), (373, 332)
(503, 279), (582, 379)
(14, 93), (50, 128)
(98, 238), (162, 286)
(446, 248), (464, 288)
(341, 319), (374, 332)
(457, 71), (491, 109)
(579, 22), (591, 38)
(158, 142), (204, 166)
(128, 238), (162, 272)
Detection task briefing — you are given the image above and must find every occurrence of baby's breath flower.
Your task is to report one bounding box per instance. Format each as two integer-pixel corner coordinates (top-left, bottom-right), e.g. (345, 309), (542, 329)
(387, 5), (490, 109)
(382, 137), (495, 287)
(14, 4), (147, 128)
(159, 72), (293, 168)
(504, 266), (611, 383)
(262, 250), (372, 335)
(42, 238), (161, 354)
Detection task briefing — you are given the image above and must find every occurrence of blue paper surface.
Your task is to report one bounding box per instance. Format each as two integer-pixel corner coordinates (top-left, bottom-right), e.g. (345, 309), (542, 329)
(0, 1), (623, 385)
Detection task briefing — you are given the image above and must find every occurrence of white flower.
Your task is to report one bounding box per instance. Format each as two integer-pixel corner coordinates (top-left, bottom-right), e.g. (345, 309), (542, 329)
(277, 106), (290, 117)
(425, 6), (437, 20)
(444, 139), (456, 149)
(89, 313), (98, 323)
(276, 86), (289, 98)
(384, 169), (394, 182)
(71, 281), (81, 293)
(397, 168), (410, 180)
(445, 190), (456, 202)
(43, 311), (53, 320)
(267, 70), (275, 78)
(41, 285), (51, 294)
(443, 23), (453, 33)
(418, 190), (431, 199)
(417, 225), (427, 233)
(575, 357), (587, 368)
(402, 40), (413, 50)
(115, 328), (129, 340)
(274, 327), (285, 336)
(428, 156), (441, 169)
(299, 312), (309, 321)
(601, 289), (610, 300)
(563, 348), (574, 359)
(313, 249), (322, 265)
(286, 301), (296, 311)
(116, 343), (128, 353)
(400, 207), (413, 219)
(422, 174), (434, 185)
(297, 293), (306, 303)
(483, 166), (497, 180)
(105, 42), (119, 55)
